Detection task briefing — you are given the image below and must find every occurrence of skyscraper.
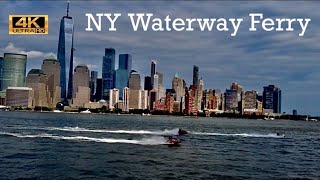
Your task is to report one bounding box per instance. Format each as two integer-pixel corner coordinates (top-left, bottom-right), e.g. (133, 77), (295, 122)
(263, 85), (281, 113)
(197, 78), (204, 111)
(90, 71), (98, 101)
(123, 87), (130, 112)
(57, 2), (74, 101)
(41, 58), (61, 108)
(144, 76), (152, 91)
(172, 73), (185, 102)
(95, 78), (103, 101)
(72, 65), (90, 107)
(102, 48), (116, 100)
(109, 88), (119, 110)
(128, 70), (141, 90)
(1, 53), (27, 91)
(193, 65), (199, 87)
(150, 60), (157, 87)
(26, 69), (49, 107)
(115, 54), (132, 99)
(224, 89), (238, 112)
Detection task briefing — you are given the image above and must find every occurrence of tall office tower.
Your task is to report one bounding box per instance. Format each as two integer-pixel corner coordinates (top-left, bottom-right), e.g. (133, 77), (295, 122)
(244, 90), (257, 110)
(1, 53), (27, 91)
(123, 87), (130, 112)
(224, 89), (238, 112)
(144, 76), (152, 91)
(90, 71), (98, 101)
(128, 70), (141, 90)
(72, 65), (90, 107)
(203, 89), (218, 110)
(26, 69), (49, 107)
(95, 78), (103, 101)
(230, 82), (243, 112)
(184, 88), (197, 115)
(102, 48), (116, 100)
(128, 70), (141, 109)
(149, 89), (157, 110)
(192, 65), (199, 87)
(115, 54), (132, 99)
(109, 88), (119, 110)
(263, 85), (281, 113)
(150, 60), (157, 87)
(153, 74), (159, 99)
(57, 2), (74, 100)
(197, 78), (204, 111)
(41, 58), (61, 108)
(172, 73), (185, 102)
(156, 72), (164, 99)
(0, 57), (3, 90)
(139, 90), (148, 109)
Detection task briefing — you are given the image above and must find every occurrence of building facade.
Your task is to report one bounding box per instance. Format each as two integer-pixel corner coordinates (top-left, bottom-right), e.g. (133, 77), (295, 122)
(26, 69), (49, 107)
(72, 65), (90, 107)
(109, 88), (119, 110)
(102, 48), (116, 100)
(6, 87), (34, 108)
(263, 85), (281, 113)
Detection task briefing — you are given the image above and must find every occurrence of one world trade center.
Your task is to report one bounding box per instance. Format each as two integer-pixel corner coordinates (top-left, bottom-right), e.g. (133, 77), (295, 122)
(57, 2), (74, 102)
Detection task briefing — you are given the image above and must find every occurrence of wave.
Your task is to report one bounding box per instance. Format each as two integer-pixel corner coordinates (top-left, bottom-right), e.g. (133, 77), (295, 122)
(0, 132), (168, 145)
(192, 132), (285, 138)
(15, 126), (180, 136)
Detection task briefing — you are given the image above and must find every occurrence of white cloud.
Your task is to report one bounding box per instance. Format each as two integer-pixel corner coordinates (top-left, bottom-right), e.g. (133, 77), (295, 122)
(1, 43), (56, 59)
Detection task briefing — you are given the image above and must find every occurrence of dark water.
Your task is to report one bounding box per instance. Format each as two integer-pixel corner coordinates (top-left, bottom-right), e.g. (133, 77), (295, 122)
(0, 112), (319, 179)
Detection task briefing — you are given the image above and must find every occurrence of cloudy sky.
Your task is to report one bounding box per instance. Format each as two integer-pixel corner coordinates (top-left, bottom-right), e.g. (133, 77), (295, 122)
(0, 1), (319, 115)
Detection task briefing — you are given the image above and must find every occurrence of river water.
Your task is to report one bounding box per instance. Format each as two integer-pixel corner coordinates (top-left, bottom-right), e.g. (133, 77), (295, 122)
(0, 112), (319, 179)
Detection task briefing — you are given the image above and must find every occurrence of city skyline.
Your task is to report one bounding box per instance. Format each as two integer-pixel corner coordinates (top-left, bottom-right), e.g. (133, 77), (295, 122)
(0, 1), (319, 115)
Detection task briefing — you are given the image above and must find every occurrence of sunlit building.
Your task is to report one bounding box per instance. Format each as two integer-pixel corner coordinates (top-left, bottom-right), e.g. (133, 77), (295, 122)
(26, 69), (49, 107)
(6, 87), (34, 108)
(72, 65), (90, 107)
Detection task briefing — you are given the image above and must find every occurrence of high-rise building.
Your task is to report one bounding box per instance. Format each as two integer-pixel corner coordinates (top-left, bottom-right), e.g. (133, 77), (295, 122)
(224, 89), (238, 112)
(72, 65), (90, 107)
(172, 73), (185, 102)
(144, 76), (152, 91)
(192, 65), (199, 87)
(90, 71), (98, 101)
(57, 2), (74, 100)
(139, 90), (148, 109)
(6, 87), (34, 108)
(41, 58), (61, 108)
(153, 74), (159, 99)
(243, 90), (257, 115)
(197, 78), (203, 111)
(115, 54), (132, 99)
(123, 87), (130, 112)
(230, 82), (243, 112)
(95, 78), (103, 101)
(263, 85), (281, 113)
(109, 88), (119, 110)
(0, 57), (3, 90)
(102, 48), (116, 100)
(119, 54), (132, 77)
(128, 70), (141, 90)
(1, 53), (27, 91)
(26, 69), (49, 107)
(149, 89), (157, 110)
(150, 60), (157, 87)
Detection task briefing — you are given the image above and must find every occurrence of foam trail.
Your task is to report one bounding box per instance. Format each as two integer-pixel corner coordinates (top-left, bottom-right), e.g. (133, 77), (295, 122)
(14, 126), (180, 136)
(192, 132), (285, 138)
(0, 132), (167, 145)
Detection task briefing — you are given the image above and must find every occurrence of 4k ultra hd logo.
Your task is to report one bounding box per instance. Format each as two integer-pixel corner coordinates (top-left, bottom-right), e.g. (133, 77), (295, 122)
(9, 15), (48, 34)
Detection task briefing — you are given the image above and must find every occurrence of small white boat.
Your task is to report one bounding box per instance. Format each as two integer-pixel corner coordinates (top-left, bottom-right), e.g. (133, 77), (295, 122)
(53, 110), (63, 113)
(80, 109), (91, 114)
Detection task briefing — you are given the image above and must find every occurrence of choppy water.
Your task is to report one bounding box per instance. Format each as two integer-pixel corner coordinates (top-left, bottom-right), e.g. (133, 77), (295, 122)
(0, 112), (319, 179)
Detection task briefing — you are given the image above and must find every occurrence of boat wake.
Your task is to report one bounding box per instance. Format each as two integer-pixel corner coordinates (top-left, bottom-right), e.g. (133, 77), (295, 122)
(0, 132), (168, 145)
(15, 126), (181, 136)
(192, 132), (285, 138)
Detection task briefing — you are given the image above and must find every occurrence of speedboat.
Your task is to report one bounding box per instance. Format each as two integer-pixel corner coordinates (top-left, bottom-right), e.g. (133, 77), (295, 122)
(80, 109), (91, 114)
(53, 110), (63, 113)
(178, 129), (188, 135)
(165, 136), (181, 146)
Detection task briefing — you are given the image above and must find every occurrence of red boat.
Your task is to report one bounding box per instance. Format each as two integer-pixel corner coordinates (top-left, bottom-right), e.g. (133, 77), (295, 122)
(165, 136), (181, 146)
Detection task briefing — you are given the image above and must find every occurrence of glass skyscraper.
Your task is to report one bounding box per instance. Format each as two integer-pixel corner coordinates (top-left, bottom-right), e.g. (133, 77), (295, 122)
(263, 85), (281, 113)
(193, 65), (199, 87)
(115, 54), (132, 99)
(102, 48), (116, 100)
(1, 53), (27, 91)
(0, 57), (3, 90)
(57, 2), (74, 101)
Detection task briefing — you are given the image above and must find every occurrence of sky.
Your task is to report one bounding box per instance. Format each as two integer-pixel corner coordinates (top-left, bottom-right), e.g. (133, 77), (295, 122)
(0, 1), (319, 115)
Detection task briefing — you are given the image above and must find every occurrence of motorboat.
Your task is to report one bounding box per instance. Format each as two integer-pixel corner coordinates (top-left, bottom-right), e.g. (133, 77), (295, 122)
(165, 136), (181, 146)
(80, 109), (91, 114)
(53, 110), (63, 113)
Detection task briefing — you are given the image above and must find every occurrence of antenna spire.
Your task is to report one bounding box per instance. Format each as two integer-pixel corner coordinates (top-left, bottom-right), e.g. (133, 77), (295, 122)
(66, 1), (70, 17)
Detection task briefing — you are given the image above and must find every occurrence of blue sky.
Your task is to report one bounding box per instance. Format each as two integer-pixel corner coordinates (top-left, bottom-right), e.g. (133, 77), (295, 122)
(0, 1), (319, 115)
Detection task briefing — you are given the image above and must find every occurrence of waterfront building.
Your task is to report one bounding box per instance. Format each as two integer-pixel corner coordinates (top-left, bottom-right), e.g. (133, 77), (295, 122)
(263, 85), (281, 113)
(57, 2), (74, 100)
(129, 89), (140, 109)
(243, 90), (257, 115)
(90, 71), (98, 102)
(139, 90), (148, 109)
(72, 65), (90, 107)
(1, 53), (27, 91)
(102, 48), (116, 100)
(128, 70), (141, 90)
(0, 57), (3, 90)
(115, 54), (132, 99)
(6, 87), (34, 108)
(41, 58), (61, 108)
(197, 78), (204, 111)
(26, 69), (49, 107)
(224, 89), (238, 112)
(144, 76), (152, 91)
(165, 92), (174, 113)
(149, 89), (157, 110)
(109, 88), (119, 110)
(123, 87), (130, 112)
(172, 73), (185, 102)
(95, 78), (103, 101)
